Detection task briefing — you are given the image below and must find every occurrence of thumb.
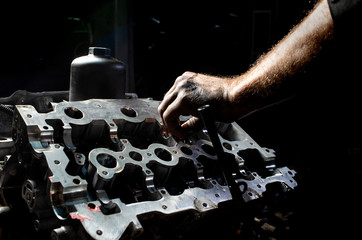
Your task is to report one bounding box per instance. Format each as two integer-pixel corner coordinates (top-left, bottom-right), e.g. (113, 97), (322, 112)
(180, 116), (204, 133)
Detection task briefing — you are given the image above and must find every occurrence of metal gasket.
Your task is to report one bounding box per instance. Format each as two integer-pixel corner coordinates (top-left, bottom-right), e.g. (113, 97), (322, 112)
(9, 98), (297, 239)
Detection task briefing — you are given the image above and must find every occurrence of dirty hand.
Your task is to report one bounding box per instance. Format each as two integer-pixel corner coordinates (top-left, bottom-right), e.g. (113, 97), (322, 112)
(158, 71), (237, 138)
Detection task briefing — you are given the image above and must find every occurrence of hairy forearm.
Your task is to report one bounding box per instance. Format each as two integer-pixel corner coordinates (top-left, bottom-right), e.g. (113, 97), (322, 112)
(228, 0), (334, 116)
(158, 0), (336, 137)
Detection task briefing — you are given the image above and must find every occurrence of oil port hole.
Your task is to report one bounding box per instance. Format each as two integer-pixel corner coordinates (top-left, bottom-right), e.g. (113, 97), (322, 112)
(64, 107), (83, 119)
(180, 146), (193, 155)
(154, 148), (172, 161)
(201, 144), (216, 155)
(222, 142), (232, 150)
(121, 106), (137, 117)
(96, 153), (117, 168)
(129, 151), (142, 161)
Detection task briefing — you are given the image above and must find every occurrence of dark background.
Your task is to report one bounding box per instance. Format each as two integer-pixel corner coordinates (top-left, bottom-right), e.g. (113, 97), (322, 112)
(0, 0), (312, 99)
(1, 0), (361, 239)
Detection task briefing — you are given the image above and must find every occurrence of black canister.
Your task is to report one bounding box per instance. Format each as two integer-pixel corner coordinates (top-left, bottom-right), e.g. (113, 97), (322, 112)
(69, 47), (126, 101)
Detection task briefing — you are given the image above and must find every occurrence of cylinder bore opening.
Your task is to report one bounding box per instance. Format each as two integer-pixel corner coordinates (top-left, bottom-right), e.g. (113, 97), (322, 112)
(97, 153), (117, 168)
(64, 107), (83, 119)
(148, 157), (212, 196)
(108, 164), (162, 204)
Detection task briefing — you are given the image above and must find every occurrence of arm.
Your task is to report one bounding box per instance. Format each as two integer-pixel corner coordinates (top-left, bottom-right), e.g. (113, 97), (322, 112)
(158, 0), (334, 138)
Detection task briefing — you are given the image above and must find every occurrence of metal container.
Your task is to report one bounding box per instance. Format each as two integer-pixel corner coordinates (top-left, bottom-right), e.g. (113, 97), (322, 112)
(69, 47), (126, 101)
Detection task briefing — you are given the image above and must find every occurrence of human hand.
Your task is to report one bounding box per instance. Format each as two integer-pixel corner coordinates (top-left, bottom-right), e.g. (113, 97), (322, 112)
(158, 71), (236, 138)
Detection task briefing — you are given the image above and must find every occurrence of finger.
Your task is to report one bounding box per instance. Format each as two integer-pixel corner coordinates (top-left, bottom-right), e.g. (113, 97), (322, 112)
(181, 116), (203, 132)
(162, 97), (191, 138)
(158, 74), (190, 121)
(158, 90), (178, 123)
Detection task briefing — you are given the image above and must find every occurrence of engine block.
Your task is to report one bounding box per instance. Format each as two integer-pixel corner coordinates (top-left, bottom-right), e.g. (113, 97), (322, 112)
(0, 98), (297, 239)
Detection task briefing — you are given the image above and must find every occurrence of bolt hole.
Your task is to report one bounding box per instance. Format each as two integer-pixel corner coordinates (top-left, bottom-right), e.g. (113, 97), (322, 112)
(88, 203), (96, 209)
(73, 178), (81, 185)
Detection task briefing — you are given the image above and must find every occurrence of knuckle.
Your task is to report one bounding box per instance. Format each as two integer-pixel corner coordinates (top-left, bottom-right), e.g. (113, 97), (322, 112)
(176, 71), (197, 84)
(182, 71), (196, 77)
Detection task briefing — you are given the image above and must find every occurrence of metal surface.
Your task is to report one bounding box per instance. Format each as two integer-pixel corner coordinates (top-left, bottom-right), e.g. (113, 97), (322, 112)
(0, 98), (297, 239)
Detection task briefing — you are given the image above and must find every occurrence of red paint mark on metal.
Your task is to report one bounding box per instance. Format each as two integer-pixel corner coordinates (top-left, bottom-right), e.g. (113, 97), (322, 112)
(70, 212), (93, 222)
